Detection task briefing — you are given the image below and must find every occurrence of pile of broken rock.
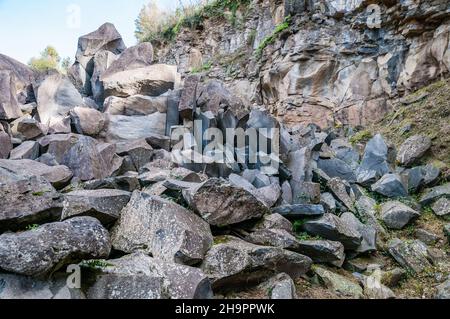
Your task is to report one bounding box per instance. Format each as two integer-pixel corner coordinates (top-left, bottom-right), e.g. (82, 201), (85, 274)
(0, 23), (449, 300)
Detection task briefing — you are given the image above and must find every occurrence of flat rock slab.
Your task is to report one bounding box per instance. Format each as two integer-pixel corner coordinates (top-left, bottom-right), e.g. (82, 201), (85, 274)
(0, 217), (111, 277)
(111, 191), (213, 265)
(62, 189), (131, 225)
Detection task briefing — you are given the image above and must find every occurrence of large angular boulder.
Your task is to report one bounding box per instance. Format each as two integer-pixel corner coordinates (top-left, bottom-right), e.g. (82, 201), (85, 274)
(39, 134), (113, 181)
(16, 118), (48, 140)
(0, 217), (111, 277)
(317, 158), (356, 183)
(303, 214), (362, 250)
(9, 141), (40, 160)
(245, 228), (300, 251)
(0, 168), (62, 232)
(111, 191), (213, 265)
(90, 50), (119, 102)
(432, 198), (450, 217)
(61, 189), (131, 225)
(86, 274), (163, 299)
(0, 70), (22, 120)
(371, 174), (408, 198)
(0, 273), (85, 299)
(0, 130), (12, 159)
(82, 253), (213, 299)
(103, 94), (167, 116)
(296, 240), (345, 267)
(201, 236), (312, 291)
(312, 265), (364, 299)
(388, 239), (433, 274)
(36, 73), (84, 133)
(75, 22), (126, 74)
(183, 178), (269, 226)
(0, 159), (72, 188)
(101, 42), (154, 79)
(196, 80), (247, 118)
(327, 177), (356, 211)
(101, 64), (180, 98)
(356, 134), (390, 186)
(105, 113), (167, 142)
(70, 106), (106, 136)
(396, 135), (432, 166)
(381, 201), (421, 230)
(419, 183), (450, 206)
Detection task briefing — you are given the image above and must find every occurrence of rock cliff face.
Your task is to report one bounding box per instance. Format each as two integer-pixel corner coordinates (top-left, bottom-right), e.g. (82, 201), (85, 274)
(0, 1), (449, 300)
(154, 0), (450, 128)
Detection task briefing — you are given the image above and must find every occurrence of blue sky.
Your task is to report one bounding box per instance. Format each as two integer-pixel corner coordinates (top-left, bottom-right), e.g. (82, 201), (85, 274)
(0, 0), (180, 64)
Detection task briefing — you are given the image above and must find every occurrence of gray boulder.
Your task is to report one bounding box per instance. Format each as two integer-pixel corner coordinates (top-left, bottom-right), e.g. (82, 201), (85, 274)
(356, 134), (390, 186)
(105, 113), (167, 142)
(0, 217), (111, 277)
(184, 178), (269, 226)
(258, 273), (297, 299)
(397, 135), (431, 166)
(303, 214), (362, 250)
(250, 213), (293, 234)
(0, 70), (22, 120)
(9, 141), (40, 160)
(0, 53), (35, 103)
(86, 274), (163, 299)
(0, 273), (85, 299)
(0, 159), (72, 188)
(40, 133), (114, 181)
(16, 118), (48, 140)
(317, 158), (356, 183)
(312, 265), (364, 299)
(101, 42), (154, 79)
(327, 177), (356, 211)
(388, 239), (433, 274)
(70, 106), (106, 136)
(82, 253), (213, 299)
(420, 183), (450, 206)
(381, 201), (420, 230)
(371, 174), (408, 198)
(245, 228), (300, 251)
(104, 94), (167, 116)
(75, 22), (126, 74)
(111, 191), (213, 265)
(101, 64), (180, 98)
(36, 73), (84, 133)
(272, 204), (325, 218)
(62, 189), (131, 225)
(0, 168), (62, 232)
(435, 279), (450, 299)
(432, 198), (450, 217)
(116, 139), (153, 171)
(0, 130), (12, 159)
(201, 236), (312, 291)
(340, 212), (377, 253)
(296, 240), (345, 267)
